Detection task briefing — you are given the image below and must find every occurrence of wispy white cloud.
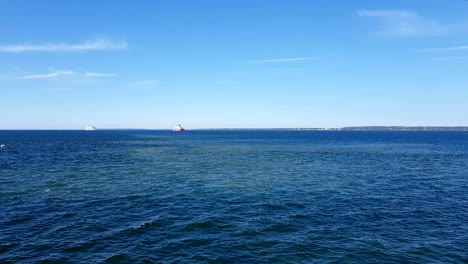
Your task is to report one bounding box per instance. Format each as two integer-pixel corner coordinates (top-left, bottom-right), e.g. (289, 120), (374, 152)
(18, 70), (75, 79)
(84, 72), (116, 77)
(0, 38), (127, 53)
(17, 68), (117, 79)
(244, 57), (313, 63)
(357, 10), (445, 37)
(417, 45), (468, 52)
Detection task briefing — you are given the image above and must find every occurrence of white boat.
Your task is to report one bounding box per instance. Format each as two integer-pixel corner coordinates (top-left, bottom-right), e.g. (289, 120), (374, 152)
(85, 125), (96, 131)
(172, 124), (186, 131)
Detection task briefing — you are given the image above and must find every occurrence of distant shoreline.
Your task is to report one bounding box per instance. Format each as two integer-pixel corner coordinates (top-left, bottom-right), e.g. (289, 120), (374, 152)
(289, 126), (468, 131)
(1, 126), (468, 131)
(194, 126), (468, 131)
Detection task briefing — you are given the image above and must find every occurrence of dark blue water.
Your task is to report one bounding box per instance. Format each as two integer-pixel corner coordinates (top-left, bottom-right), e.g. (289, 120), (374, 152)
(1, 130), (467, 263)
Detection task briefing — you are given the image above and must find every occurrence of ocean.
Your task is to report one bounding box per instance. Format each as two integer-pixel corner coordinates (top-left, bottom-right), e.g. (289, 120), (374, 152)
(1, 130), (467, 263)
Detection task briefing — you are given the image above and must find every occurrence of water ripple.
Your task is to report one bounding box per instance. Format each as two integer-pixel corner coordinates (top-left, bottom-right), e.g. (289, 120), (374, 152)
(1, 130), (467, 262)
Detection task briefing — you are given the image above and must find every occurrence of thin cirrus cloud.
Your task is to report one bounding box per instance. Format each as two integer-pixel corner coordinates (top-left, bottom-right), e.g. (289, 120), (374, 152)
(244, 57), (313, 63)
(84, 72), (116, 77)
(417, 45), (468, 52)
(357, 10), (446, 37)
(0, 38), (127, 53)
(416, 45), (468, 61)
(17, 70), (75, 79)
(17, 69), (116, 79)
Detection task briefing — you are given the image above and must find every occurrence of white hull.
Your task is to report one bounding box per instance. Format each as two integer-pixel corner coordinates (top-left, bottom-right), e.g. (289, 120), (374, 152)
(172, 125), (186, 131)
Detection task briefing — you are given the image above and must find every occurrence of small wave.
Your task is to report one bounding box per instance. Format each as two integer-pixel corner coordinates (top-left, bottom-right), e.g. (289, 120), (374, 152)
(285, 202), (306, 209)
(263, 202), (288, 210)
(181, 218), (235, 232)
(263, 223), (300, 233)
(0, 242), (19, 254)
(181, 220), (217, 231)
(290, 213), (311, 219)
(131, 215), (163, 230)
(4, 216), (33, 225)
(104, 253), (133, 263)
(64, 242), (94, 253)
(61, 212), (74, 218)
(238, 229), (265, 238)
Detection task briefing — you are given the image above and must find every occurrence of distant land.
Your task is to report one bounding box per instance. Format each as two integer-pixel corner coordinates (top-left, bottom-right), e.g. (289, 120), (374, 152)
(288, 126), (468, 131)
(191, 126), (468, 131)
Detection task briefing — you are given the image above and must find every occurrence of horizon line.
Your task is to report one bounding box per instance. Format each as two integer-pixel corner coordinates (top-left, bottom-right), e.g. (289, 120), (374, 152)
(2, 125), (468, 131)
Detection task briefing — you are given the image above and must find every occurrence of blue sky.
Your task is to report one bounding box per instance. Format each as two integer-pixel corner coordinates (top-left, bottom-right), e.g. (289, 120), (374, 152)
(1, 0), (468, 129)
